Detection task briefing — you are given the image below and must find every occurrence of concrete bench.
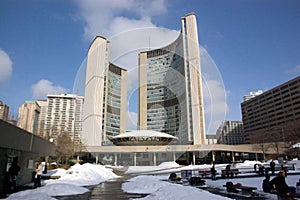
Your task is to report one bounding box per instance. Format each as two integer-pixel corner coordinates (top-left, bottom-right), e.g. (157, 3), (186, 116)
(198, 170), (211, 178)
(221, 169), (240, 178)
(236, 185), (257, 195)
(223, 183), (257, 196)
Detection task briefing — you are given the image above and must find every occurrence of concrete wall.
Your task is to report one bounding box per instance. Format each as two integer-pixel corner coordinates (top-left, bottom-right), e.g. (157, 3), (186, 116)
(0, 119), (55, 196)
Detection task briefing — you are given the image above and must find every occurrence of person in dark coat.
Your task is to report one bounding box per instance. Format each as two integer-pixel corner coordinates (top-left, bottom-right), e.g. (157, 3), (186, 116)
(8, 160), (20, 193)
(259, 164), (265, 176)
(168, 172), (177, 182)
(225, 164), (232, 178)
(262, 175), (271, 192)
(211, 164), (217, 180)
(270, 172), (291, 197)
(270, 160), (276, 175)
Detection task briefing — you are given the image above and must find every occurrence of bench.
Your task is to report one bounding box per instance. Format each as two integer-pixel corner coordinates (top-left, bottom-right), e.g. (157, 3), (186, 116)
(223, 182), (257, 196)
(236, 185), (257, 195)
(221, 169), (240, 178)
(198, 170), (211, 178)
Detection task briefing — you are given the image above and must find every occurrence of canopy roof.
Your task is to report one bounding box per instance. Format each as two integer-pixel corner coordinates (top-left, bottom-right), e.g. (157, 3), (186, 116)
(108, 130), (178, 146)
(111, 130), (177, 139)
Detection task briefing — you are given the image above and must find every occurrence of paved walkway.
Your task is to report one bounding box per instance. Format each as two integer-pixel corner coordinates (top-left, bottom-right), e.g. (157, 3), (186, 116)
(55, 167), (147, 200)
(90, 176), (146, 200)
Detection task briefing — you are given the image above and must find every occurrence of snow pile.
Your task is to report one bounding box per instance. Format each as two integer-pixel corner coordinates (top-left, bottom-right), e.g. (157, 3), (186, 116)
(5, 163), (118, 200)
(122, 175), (170, 194)
(126, 161), (180, 174)
(239, 160), (262, 166)
(140, 184), (231, 200)
(5, 192), (56, 200)
(157, 161), (180, 168)
(43, 168), (67, 177)
(122, 175), (231, 200)
(57, 163), (118, 186)
(6, 183), (89, 200)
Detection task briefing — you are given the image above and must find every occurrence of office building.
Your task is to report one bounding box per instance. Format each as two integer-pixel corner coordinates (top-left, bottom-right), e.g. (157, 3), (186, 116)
(82, 36), (127, 146)
(138, 13), (206, 145)
(17, 101), (40, 135)
(216, 121), (244, 145)
(241, 76), (300, 144)
(44, 94), (84, 144)
(0, 100), (9, 121)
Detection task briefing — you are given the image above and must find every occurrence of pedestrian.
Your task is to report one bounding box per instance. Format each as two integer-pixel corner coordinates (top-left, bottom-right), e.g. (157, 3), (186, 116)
(262, 174), (271, 193)
(225, 164), (231, 178)
(168, 172), (177, 182)
(211, 163), (216, 180)
(296, 179), (300, 194)
(254, 163), (258, 173)
(270, 171), (291, 199)
(8, 159), (20, 193)
(283, 167), (288, 177)
(34, 162), (44, 188)
(259, 164), (265, 176)
(270, 160), (276, 175)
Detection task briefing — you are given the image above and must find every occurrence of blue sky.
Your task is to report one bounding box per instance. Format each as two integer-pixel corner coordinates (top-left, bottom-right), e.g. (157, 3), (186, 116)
(0, 0), (299, 133)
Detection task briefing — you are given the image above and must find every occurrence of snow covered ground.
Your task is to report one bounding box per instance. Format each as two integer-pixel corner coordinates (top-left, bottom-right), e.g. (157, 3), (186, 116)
(5, 160), (300, 200)
(123, 160), (300, 200)
(5, 163), (118, 200)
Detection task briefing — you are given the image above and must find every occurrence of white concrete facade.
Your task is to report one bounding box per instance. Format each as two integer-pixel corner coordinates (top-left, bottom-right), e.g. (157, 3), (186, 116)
(138, 13), (206, 145)
(44, 93), (84, 144)
(82, 36), (127, 147)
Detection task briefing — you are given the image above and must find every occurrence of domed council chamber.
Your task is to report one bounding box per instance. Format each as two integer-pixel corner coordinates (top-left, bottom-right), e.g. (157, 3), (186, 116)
(108, 130), (178, 146)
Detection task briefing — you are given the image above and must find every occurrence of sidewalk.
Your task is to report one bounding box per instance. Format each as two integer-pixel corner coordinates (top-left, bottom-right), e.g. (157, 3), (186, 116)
(55, 167), (147, 200)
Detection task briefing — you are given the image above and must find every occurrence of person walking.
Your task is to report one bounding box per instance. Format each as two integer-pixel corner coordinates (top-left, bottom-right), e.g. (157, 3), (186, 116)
(34, 162), (44, 188)
(8, 160), (20, 193)
(270, 160), (276, 175)
(211, 163), (217, 180)
(259, 164), (265, 176)
(225, 164), (232, 178)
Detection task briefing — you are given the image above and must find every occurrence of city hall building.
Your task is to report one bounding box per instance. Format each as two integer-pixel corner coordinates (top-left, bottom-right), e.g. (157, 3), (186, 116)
(82, 13), (276, 166)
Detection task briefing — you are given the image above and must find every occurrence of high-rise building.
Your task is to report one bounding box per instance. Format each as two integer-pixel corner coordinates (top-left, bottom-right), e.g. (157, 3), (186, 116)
(82, 36), (127, 146)
(241, 76), (300, 144)
(216, 121), (244, 145)
(0, 100), (9, 121)
(243, 90), (263, 102)
(36, 100), (47, 137)
(17, 101), (40, 135)
(44, 94), (84, 144)
(138, 13), (206, 145)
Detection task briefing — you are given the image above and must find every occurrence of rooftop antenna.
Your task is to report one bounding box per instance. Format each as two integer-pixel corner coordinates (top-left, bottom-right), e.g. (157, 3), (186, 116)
(149, 36), (151, 50)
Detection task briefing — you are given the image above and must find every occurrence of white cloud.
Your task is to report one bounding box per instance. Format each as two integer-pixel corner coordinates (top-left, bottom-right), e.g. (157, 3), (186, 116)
(32, 79), (68, 99)
(77, 0), (168, 40)
(0, 49), (13, 85)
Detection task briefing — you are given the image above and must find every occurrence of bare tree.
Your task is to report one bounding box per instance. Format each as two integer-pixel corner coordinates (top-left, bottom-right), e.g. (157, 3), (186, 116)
(73, 137), (87, 163)
(55, 131), (74, 164)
